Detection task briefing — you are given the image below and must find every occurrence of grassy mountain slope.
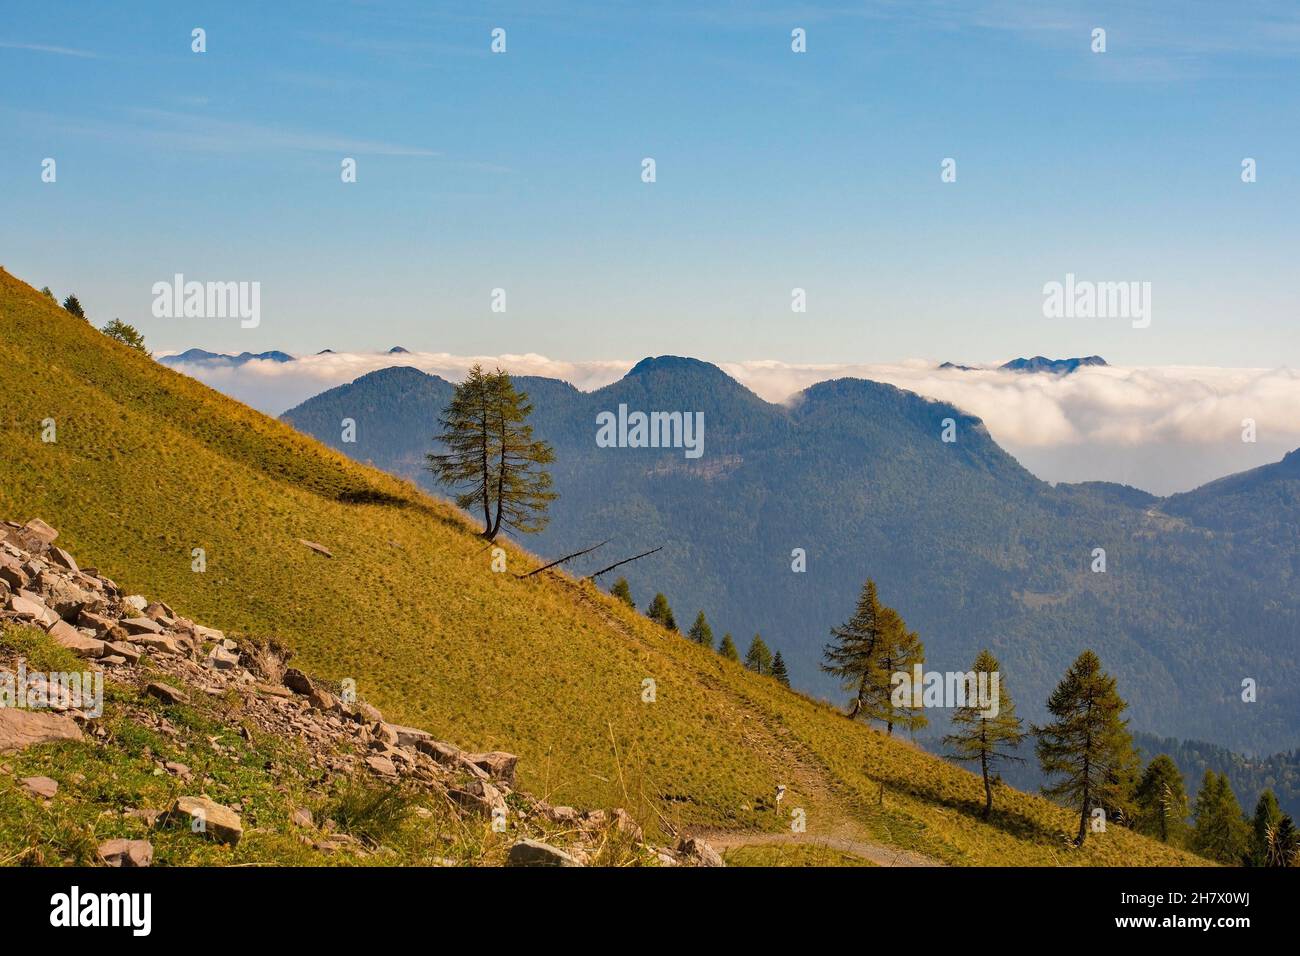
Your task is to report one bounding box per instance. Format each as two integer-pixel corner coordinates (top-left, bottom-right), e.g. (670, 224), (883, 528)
(0, 268), (1200, 865)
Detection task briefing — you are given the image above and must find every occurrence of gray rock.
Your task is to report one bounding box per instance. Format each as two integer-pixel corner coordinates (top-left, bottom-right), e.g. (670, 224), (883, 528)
(450, 778), (507, 817)
(389, 724), (432, 749)
(507, 839), (583, 867)
(145, 682), (189, 705)
(465, 751), (518, 786)
(675, 836), (724, 867)
(206, 644), (238, 669)
(20, 775), (58, 798)
(282, 668), (313, 694)
(0, 710), (84, 751)
(97, 838), (153, 867)
(365, 754), (397, 777)
(47, 619), (106, 657)
(165, 796), (243, 845)
(47, 546), (79, 573)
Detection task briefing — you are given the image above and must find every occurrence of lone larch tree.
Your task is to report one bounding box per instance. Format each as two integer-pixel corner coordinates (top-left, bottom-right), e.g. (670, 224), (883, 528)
(427, 365), (555, 542)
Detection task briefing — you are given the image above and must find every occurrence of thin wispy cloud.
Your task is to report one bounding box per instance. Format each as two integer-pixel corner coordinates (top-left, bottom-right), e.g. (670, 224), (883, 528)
(0, 40), (101, 59)
(1, 105), (445, 159)
(124, 107), (444, 157)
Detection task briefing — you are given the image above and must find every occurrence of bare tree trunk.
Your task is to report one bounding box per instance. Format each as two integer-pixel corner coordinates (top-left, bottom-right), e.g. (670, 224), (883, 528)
(981, 750), (992, 819)
(488, 417), (507, 540)
(479, 407), (492, 537)
(1076, 758), (1091, 847)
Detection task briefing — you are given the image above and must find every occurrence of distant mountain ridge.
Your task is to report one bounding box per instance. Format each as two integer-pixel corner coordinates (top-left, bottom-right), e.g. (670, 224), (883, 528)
(160, 348), (295, 366)
(282, 356), (1300, 754)
(939, 355), (1109, 374)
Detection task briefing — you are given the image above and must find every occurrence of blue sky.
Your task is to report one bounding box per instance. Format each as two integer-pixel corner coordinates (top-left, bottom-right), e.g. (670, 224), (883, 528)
(2, 0), (1298, 367)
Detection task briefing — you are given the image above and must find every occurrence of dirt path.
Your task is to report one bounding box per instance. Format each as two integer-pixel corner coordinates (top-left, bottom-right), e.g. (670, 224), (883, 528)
(696, 827), (940, 867)
(564, 579), (945, 867)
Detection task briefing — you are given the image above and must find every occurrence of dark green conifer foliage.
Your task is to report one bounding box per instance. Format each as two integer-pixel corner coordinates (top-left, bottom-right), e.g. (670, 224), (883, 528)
(1133, 754), (1189, 845)
(62, 294), (86, 319)
(1249, 790), (1283, 866)
(943, 649), (1026, 818)
(609, 577), (635, 610)
(1035, 650), (1139, 846)
(862, 609), (926, 736)
(101, 318), (149, 354)
(1265, 814), (1299, 867)
(1191, 770), (1249, 864)
(647, 593), (677, 631)
(821, 579), (889, 718)
(718, 633), (739, 661)
(427, 364), (556, 541)
(744, 634), (772, 675)
(770, 651), (790, 687)
(687, 611), (713, 649)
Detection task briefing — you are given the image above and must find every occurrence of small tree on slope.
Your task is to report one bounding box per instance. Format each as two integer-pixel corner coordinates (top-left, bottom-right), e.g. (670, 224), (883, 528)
(62, 293), (86, 319)
(943, 648), (1025, 819)
(1133, 754), (1189, 845)
(859, 608), (926, 736)
(1191, 771), (1248, 864)
(102, 318), (149, 354)
(687, 611), (713, 649)
(821, 578), (889, 719)
(610, 577), (635, 610)
(647, 593), (677, 631)
(770, 651), (791, 687)
(744, 634), (772, 675)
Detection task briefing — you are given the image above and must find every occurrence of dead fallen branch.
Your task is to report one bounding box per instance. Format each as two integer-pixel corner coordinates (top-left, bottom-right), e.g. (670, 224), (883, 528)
(586, 546), (663, 580)
(518, 539), (611, 578)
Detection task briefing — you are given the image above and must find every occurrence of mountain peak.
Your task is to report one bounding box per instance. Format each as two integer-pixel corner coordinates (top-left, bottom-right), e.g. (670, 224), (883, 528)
(1000, 356), (1108, 374)
(388, 346), (410, 354)
(625, 355), (723, 378)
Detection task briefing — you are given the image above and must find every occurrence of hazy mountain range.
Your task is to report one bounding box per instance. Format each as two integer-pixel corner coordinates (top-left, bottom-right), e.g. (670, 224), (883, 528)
(156, 348), (1300, 495)
(281, 356), (1300, 756)
(941, 355), (1109, 374)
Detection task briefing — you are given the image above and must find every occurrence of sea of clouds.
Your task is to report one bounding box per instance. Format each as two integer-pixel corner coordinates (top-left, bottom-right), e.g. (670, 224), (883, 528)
(158, 350), (1300, 496)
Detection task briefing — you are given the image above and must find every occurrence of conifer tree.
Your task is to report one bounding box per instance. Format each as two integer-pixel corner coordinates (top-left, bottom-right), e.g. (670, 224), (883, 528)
(62, 294), (86, 319)
(1265, 814), (1299, 867)
(770, 651), (790, 687)
(718, 633), (739, 661)
(943, 649), (1025, 818)
(687, 611), (713, 649)
(1191, 770), (1249, 864)
(744, 634), (772, 675)
(40, 286), (55, 299)
(1249, 790), (1283, 866)
(821, 579), (889, 719)
(101, 318), (149, 354)
(1035, 650), (1139, 846)
(609, 577), (635, 610)
(861, 608), (926, 736)
(1133, 754), (1189, 845)
(647, 593), (677, 631)
(427, 365), (556, 541)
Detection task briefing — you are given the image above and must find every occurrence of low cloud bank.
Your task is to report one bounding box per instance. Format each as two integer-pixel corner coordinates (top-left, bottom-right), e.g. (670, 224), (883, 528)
(159, 351), (1300, 495)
